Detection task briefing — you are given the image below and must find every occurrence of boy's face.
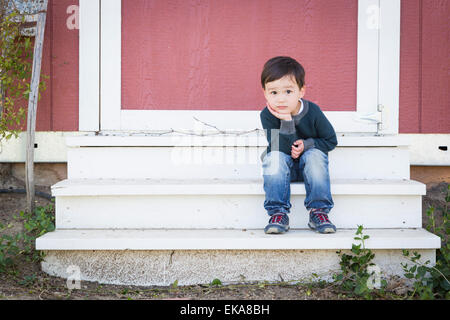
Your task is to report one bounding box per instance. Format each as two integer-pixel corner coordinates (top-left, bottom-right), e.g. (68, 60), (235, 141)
(263, 75), (305, 115)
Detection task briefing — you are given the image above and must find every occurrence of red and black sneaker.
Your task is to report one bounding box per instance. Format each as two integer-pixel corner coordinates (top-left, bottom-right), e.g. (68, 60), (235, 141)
(308, 208), (336, 234)
(264, 213), (290, 234)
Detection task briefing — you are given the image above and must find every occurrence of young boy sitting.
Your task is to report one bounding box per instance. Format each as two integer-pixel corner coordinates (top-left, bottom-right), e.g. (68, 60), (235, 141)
(260, 56), (338, 234)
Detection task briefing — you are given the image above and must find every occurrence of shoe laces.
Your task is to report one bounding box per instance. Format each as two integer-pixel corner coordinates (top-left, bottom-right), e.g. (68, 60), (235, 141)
(311, 210), (330, 223)
(270, 213), (286, 224)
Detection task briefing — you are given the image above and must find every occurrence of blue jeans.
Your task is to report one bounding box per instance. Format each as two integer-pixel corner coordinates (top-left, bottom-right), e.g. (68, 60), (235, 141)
(262, 149), (334, 216)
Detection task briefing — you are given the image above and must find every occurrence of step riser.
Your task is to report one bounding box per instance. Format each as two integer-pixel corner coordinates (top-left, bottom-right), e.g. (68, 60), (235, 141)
(67, 147), (410, 180)
(41, 249), (435, 286)
(55, 194), (422, 229)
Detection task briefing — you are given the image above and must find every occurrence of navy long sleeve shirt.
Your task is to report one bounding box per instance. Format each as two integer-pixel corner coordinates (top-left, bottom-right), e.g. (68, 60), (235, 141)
(260, 98), (338, 161)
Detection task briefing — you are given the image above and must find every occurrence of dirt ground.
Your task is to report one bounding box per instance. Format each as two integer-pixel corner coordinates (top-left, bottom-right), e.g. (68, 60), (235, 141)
(0, 174), (448, 300)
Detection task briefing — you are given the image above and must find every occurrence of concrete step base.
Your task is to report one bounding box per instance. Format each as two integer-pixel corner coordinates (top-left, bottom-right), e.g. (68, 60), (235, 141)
(41, 248), (436, 287)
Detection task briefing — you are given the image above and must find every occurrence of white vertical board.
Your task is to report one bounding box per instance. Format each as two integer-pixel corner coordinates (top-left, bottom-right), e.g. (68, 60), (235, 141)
(79, 0), (100, 131)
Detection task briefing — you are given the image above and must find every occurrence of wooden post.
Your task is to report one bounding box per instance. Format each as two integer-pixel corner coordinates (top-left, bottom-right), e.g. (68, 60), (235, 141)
(0, 0), (7, 120)
(25, 0), (48, 213)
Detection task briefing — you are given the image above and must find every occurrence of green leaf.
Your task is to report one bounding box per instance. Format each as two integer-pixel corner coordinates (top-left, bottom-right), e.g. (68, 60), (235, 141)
(351, 244), (361, 255)
(417, 266), (427, 278)
(356, 225), (363, 235)
(441, 279), (450, 290)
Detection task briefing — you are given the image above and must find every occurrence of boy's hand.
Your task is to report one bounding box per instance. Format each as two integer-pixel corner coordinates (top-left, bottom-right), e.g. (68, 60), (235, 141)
(291, 139), (304, 159)
(266, 101), (292, 121)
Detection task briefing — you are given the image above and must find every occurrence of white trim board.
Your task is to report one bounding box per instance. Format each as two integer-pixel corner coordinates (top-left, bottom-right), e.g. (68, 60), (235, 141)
(403, 134), (450, 166)
(0, 132), (447, 165)
(82, 0), (401, 134)
(64, 132), (412, 147)
(0, 132), (87, 162)
(79, 0), (99, 131)
(116, 110), (377, 133)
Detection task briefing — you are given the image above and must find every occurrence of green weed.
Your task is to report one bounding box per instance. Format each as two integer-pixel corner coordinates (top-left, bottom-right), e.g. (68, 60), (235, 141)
(333, 225), (387, 299)
(401, 185), (450, 300)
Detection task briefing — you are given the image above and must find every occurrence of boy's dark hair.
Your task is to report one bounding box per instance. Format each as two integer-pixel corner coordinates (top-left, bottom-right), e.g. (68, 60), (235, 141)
(261, 56), (305, 90)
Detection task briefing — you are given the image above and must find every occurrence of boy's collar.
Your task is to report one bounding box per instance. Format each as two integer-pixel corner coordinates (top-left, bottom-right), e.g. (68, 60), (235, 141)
(294, 98), (304, 115)
(292, 98), (308, 120)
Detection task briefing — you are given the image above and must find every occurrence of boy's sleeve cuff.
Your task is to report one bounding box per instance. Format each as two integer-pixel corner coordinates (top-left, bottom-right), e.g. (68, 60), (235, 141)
(280, 119), (296, 135)
(303, 138), (315, 151)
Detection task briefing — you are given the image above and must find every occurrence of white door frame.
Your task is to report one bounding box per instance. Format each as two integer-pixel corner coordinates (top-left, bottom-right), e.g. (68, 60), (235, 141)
(79, 0), (400, 134)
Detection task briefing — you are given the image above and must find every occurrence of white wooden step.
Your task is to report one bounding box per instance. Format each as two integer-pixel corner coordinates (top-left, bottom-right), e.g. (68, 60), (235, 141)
(66, 134), (411, 180)
(37, 228), (439, 286)
(36, 228), (440, 250)
(52, 178), (425, 196)
(52, 178), (425, 229)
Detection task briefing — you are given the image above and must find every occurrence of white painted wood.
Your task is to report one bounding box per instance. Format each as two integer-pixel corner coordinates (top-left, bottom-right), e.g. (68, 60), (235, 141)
(0, 132), (89, 162)
(118, 110), (378, 133)
(36, 228), (441, 250)
(52, 178), (425, 196)
(403, 134), (450, 166)
(2, 132), (445, 165)
(66, 146), (410, 180)
(96, 0), (403, 134)
(54, 193), (422, 229)
(100, 0), (121, 130)
(79, 0), (100, 131)
(378, 0), (400, 134)
(51, 178), (424, 229)
(356, 0), (380, 117)
(65, 132), (412, 147)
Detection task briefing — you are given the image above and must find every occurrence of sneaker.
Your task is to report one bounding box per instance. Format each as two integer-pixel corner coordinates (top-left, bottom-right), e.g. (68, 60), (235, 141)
(264, 213), (290, 234)
(308, 209), (336, 234)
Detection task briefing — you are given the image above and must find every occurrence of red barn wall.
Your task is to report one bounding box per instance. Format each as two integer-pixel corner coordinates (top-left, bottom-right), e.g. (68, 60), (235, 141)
(35, 0), (79, 131)
(34, 0), (448, 133)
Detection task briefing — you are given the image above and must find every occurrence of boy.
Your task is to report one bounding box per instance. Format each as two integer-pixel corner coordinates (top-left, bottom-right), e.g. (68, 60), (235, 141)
(260, 56), (338, 234)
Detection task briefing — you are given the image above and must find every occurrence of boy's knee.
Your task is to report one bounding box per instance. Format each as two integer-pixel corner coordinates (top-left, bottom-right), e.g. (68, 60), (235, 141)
(302, 148), (329, 177)
(263, 150), (289, 163)
(262, 151), (291, 176)
(302, 148), (328, 163)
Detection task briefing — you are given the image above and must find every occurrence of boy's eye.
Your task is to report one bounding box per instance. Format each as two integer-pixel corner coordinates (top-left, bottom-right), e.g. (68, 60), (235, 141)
(270, 90), (292, 94)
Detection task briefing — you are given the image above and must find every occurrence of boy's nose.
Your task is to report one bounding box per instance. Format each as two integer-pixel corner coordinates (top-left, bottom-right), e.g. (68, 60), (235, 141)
(277, 96), (287, 103)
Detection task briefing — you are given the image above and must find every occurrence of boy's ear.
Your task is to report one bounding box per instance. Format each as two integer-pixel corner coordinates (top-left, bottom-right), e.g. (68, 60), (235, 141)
(299, 85), (306, 97)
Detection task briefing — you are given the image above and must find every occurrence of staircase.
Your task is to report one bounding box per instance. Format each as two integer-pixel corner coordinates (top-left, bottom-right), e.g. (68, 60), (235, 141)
(35, 132), (441, 286)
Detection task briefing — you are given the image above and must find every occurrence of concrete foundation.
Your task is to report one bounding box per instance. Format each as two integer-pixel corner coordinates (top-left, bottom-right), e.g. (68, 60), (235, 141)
(41, 249), (435, 286)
